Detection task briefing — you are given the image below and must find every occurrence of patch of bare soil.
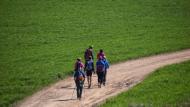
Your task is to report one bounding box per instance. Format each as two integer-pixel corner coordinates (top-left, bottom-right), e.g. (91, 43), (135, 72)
(17, 49), (190, 107)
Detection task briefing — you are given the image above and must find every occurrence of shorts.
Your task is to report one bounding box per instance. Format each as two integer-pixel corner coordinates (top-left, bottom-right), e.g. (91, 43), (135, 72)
(86, 70), (93, 76)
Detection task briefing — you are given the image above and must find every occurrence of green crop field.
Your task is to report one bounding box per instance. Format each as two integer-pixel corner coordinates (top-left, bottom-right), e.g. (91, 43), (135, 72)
(101, 61), (190, 107)
(0, 0), (190, 106)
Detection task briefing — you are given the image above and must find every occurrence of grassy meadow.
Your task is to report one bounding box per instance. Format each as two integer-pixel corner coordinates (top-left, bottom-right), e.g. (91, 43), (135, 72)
(0, 0), (190, 106)
(101, 61), (190, 107)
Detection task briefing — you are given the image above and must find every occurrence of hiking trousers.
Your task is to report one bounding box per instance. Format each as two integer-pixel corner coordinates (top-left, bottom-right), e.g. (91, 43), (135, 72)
(97, 71), (104, 84)
(75, 80), (84, 98)
(103, 69), (107, 83)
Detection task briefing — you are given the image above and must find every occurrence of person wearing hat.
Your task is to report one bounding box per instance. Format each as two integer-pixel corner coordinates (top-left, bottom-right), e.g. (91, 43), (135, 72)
(74, 67), (85, 100)
(96, 56), (105, 88)
(74, 58), (85, 100)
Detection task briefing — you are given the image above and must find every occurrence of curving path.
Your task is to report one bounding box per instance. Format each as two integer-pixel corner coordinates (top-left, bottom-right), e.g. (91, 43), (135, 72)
(17, 49), (190, 107)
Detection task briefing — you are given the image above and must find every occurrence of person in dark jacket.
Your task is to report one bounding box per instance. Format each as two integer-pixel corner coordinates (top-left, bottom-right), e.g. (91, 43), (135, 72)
(96, 56), (105, 88)
(84, 46), (94, 63)
(74, 69), (85, 100)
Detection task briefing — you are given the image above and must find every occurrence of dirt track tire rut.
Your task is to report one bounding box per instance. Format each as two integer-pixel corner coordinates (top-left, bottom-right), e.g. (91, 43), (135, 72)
(17, 49), (190, 107)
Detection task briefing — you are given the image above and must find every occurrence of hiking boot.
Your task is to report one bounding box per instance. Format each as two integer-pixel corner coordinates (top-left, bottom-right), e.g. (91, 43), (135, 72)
(77, 97), (80, 100)
(89, 84), (91, 88)
(78, 96), (81, 100)
(98, 83), (101, 88)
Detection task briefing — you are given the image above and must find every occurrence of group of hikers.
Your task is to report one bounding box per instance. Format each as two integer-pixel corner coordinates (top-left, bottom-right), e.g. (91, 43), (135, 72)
(73, 46), (109, 100)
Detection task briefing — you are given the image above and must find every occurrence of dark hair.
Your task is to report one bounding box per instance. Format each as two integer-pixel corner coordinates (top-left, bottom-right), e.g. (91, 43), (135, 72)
(89, 45), (93, 49)
(89, 56), (92, 59)
(77, 58), (81, 61)
(100, 49), (103, 53)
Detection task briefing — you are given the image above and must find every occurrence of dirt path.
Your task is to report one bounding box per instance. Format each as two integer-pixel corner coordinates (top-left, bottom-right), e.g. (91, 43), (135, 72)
(17, 49), (190, 107)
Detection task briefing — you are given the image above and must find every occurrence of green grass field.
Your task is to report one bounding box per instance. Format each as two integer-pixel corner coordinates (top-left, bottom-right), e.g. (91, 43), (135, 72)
(0, 0), (190, 106)
(101, 61), (190, 107)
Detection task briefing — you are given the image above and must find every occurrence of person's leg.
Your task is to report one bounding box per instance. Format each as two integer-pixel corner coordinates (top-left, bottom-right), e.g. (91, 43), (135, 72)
(85, 60), (87, 68)
(97, 72), (101, 87)
(97, 72), (99, 83)
(76, 81), (80, 99)
(89, 70), (92, 88)
(79, 82), (84, 99)
(105, 70), (107, 82)
(87, 76), (90, 88)
(99, 72), (104, 88)
(86, 70), (90, 88)
(103, 70), (107, 85)
(89, 75), (92, 88)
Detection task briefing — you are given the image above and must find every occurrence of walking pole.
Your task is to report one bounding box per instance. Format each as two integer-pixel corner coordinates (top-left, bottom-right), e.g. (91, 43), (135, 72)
(83, 82), (85, 100)
(71, 86), (76, 100)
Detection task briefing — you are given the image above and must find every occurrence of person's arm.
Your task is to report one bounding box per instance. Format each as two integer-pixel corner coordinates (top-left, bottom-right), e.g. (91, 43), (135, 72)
(96, 61), (98, 72)
(81, 62), (84, 71)
(107, 60), (109, 69)
(103, 52), (105, 57)
(102, 61), (106, 71)
(84, 62), (87, 71)
(73, 72), (77, 81)
(91, 50), (94, 60)
(82, 71), (86, 81)
(91, 61), (94, 71)
(97, 53), (99, 59)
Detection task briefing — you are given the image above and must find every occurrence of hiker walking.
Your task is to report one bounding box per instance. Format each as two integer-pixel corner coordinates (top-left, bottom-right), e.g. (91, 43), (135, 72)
(74, 58), (85, 100)
(84, 56), (94, 88)
(84, 46), (94, 63)
(97, 49), (105, 59)
(84, 46), (94, 74)
(74, 69), (85, 100)
(96, 56), (105, 88)
(103, 56), (109, 86)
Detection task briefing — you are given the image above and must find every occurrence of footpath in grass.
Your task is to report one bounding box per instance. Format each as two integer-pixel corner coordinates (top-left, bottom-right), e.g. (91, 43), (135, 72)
(0, 0), (190, 106)
(101, 61), (190, 107)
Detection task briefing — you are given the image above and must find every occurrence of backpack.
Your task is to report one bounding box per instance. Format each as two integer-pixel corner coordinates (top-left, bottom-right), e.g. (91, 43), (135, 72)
(97, 65), (104, 72)
(96, 61), (105, 72)
(86, 60), (93, 71)
(77, 71), (84, 81)
(104, 59), (109, 69)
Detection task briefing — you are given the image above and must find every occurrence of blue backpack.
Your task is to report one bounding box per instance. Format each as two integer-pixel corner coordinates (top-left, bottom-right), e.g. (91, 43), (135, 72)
(86, 60), (93, 71)
(96, 61), (105, 72)
(77, 71), (84, 81)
